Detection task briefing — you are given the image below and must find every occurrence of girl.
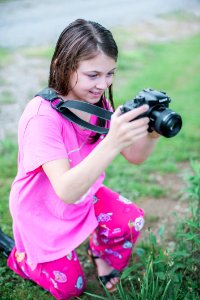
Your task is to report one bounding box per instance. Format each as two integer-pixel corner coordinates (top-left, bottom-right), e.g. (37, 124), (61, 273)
(7, 19), (160, 299)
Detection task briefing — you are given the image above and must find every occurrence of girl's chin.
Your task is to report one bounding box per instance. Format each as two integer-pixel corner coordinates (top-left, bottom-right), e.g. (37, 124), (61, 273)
(85, 96), (101, 104)
(76, 93), (102, 103)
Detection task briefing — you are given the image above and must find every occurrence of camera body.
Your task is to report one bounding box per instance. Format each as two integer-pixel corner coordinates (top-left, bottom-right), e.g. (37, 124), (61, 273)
(121, 88), (182, 138)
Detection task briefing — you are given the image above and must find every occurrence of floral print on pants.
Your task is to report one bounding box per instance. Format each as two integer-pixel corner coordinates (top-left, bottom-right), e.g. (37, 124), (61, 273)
(89, 186), (144, 270)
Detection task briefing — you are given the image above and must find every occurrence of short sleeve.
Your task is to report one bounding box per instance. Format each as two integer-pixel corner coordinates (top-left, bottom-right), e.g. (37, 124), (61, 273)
(23, 114), (68, 173)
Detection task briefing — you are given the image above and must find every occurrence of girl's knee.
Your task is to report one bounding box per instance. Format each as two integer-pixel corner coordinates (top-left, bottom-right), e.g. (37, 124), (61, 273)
(41, 255), (87, 300)
(114, 196), (145, 233)
(49, 274), (86, 300)
(8, 248), (87, 300)
(129, 203), (145, 232)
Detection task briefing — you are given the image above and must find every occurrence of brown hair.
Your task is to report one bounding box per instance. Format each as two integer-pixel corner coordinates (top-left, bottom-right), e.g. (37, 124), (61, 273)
(48, 19), (118, 142)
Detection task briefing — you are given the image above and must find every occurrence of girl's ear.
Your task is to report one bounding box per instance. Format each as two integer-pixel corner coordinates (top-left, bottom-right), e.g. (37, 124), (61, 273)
(53, 58), (58, 67)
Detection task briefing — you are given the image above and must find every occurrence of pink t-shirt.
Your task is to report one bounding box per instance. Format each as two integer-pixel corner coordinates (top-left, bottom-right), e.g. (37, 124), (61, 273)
(9, 96), (108, 264)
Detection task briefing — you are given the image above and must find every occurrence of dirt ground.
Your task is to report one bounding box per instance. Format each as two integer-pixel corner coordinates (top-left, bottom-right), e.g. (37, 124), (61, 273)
(138, 161), (192, 245)
(0, 13), (199, 244)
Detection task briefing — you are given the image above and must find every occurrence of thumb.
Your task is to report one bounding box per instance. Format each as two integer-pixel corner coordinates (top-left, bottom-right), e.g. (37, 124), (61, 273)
(112, 106), (123, 118)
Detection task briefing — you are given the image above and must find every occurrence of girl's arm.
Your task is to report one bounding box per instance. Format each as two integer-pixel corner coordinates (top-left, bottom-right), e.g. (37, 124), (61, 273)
(121, 130), (160, 164)
(42, 137), (118, 204)
(42, 105), (150, 204)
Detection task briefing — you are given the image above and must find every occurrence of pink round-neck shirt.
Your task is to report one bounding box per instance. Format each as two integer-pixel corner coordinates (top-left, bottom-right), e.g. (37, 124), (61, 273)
(9, 96), (107, 264)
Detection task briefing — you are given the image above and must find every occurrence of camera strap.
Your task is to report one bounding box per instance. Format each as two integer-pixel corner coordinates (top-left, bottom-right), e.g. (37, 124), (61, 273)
(35, 88), (113, 134)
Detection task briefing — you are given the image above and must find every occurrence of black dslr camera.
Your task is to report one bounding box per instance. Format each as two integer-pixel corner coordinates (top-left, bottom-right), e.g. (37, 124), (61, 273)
(121, 88), (182, 138)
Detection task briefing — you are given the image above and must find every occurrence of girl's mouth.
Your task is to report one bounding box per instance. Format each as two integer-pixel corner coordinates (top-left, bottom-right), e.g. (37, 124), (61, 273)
(90, 91), (102, 98)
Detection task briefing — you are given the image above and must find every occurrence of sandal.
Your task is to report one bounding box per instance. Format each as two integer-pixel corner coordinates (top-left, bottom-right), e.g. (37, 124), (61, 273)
(87, 245), (121, 292)
(0, 229), (15, 258)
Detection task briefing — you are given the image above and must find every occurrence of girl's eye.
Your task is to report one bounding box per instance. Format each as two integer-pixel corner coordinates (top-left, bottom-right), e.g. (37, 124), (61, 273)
(107, 72), (115, 77)
(88, 74), (98, 78)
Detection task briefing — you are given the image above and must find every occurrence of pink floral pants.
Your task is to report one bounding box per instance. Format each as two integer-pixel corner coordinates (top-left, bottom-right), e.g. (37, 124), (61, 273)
(7, 186), (144, 299)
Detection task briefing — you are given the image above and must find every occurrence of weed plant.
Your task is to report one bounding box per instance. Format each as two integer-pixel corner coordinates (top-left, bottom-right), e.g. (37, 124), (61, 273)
(85, 160), (200, 299)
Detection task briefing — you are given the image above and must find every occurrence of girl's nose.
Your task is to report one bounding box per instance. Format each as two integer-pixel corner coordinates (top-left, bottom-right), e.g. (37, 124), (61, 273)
(96, 78), (109, 90)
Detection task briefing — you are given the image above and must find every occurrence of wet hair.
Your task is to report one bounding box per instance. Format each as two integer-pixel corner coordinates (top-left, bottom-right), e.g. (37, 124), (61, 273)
(48, 18), (118, 142)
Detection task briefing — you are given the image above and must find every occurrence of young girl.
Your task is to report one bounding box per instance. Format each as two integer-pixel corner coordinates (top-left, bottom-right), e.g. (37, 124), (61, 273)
(7, 19), (160, 299)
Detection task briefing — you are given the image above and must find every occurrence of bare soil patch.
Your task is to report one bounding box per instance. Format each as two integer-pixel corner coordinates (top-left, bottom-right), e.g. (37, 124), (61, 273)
(139, 162), (192, 243)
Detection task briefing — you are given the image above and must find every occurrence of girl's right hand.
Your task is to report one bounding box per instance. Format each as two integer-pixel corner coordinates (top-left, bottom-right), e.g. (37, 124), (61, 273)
(105, 104), (150, 153)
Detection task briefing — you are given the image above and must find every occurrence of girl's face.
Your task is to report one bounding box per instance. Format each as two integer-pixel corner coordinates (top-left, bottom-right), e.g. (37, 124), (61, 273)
(67, 52), (116, 103)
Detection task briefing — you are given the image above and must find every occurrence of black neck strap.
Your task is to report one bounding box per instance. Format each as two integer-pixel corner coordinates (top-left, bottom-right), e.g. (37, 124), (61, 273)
(35, 88), (113, 134)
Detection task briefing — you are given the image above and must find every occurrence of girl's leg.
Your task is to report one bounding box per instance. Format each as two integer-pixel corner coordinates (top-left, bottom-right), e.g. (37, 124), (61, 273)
(90, 185), (144, 271)
(7, 247), (86, 300)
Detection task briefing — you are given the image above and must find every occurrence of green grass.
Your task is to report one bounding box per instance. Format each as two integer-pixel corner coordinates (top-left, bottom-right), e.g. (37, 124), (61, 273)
(0, 48), (13, 67)
(0, 91), (15, 104)
(104, 33), (200, 198)
(86, 161), (200, 299)
(21, 46), (54, 60)
(0, 26), (200, 299)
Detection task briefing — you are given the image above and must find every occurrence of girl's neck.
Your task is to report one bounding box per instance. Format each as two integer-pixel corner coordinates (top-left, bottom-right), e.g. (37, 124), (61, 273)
(59, 95), (92, 123)
(68, 107), (91, 123)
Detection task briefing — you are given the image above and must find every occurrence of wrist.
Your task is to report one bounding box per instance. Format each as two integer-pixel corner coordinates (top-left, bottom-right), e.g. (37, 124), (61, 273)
(102, 135), (121, 157)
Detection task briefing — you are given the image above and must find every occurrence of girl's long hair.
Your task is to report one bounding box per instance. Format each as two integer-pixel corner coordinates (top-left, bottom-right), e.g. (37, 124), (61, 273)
(48, 19), (118, 143)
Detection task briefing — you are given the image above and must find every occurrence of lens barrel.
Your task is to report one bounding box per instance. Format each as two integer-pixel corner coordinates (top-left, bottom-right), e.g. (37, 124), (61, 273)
(150, 108), (182, 138)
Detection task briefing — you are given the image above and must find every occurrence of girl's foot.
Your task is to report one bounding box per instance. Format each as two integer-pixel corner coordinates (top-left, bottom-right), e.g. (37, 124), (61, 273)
(94, 257), (120, 290)
(87, 248), (120, 292)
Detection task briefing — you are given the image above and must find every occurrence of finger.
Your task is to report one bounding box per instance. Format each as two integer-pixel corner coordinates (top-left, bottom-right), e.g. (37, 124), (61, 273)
(127, 124), (149, 137)
(120, 104), (149, 122)
(129, 130), (149, 143)
(122, 130), (149, 149)
(123, 116), (149, 133)
(129, 116), (150, 128)
(112, 106), (123, 118)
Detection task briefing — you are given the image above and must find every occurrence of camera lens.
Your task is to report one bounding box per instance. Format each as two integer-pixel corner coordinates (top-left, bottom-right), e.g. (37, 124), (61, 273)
(150, 108), (182, 138)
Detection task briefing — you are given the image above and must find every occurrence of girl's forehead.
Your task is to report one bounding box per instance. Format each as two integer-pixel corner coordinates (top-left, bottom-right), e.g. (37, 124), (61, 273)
(78, 52), (116, 72)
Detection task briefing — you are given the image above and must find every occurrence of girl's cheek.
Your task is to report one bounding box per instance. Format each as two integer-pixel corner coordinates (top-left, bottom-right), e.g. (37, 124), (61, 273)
(107, 78), (113, 87)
